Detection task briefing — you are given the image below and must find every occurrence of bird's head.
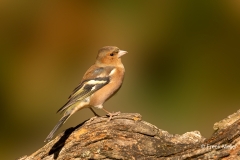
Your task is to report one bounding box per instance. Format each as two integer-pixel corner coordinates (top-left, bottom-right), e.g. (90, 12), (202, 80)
(96, 46), (127, 66)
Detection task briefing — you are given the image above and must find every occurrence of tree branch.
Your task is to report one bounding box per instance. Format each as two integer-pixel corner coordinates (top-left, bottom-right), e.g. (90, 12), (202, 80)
(19, 110), (240, 159)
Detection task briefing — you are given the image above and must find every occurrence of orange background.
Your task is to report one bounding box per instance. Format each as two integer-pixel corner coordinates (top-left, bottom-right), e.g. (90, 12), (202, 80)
(1, 1), (240, 159)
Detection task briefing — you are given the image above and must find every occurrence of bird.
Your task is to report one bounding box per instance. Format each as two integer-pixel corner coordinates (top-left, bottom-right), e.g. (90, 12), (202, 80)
(44, 46), (127, 142)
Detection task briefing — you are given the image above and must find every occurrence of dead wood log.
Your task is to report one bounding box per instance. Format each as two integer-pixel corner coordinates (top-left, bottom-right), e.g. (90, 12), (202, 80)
(19, 110), (240, 160)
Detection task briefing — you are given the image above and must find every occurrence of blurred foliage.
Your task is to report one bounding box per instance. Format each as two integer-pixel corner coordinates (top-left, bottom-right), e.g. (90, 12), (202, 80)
(0, 1), (240, 159)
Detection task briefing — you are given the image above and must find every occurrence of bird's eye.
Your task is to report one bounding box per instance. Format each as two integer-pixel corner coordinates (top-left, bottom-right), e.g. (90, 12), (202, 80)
(110, 53), (114, 56)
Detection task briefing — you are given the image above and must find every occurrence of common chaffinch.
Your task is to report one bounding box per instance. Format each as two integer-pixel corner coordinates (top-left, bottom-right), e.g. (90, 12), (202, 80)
(45, 46), (127, 142)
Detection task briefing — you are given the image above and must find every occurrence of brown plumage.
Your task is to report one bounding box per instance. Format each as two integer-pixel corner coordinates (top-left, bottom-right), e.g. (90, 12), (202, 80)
(44, 46), (127, 142)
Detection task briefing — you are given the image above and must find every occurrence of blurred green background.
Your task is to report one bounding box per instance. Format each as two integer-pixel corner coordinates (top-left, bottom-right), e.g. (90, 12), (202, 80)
(1, 1), (240, 159)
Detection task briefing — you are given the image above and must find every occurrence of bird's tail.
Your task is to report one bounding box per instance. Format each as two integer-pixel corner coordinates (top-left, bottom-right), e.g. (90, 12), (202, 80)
(44, 114), (70, 142)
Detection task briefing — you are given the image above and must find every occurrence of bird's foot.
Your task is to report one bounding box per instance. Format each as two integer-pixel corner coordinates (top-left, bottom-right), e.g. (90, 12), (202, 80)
(106, 111), (121, 122)
(86, 116), (99, 124)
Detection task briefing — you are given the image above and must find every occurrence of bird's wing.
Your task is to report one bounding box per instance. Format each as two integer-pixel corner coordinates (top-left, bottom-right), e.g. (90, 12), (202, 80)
(57, 66), (114, 113)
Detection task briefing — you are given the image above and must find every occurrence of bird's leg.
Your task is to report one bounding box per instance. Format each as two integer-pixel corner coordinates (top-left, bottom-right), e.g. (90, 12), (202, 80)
(89, 107), (100, 117)
(102, 108), (120, 122)
(87, 108), (100, 123)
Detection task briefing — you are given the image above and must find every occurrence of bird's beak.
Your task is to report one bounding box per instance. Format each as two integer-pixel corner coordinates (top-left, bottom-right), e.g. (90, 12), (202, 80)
(118, 50), (128, 58)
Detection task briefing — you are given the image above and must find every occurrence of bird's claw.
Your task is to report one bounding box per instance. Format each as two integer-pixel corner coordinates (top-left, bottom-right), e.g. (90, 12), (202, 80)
(106, 111), (121, 122)
(86, 116), (99, 124)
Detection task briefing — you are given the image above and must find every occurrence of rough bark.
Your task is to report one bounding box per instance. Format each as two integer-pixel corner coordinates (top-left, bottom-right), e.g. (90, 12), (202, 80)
(19, 110), (240, 160)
